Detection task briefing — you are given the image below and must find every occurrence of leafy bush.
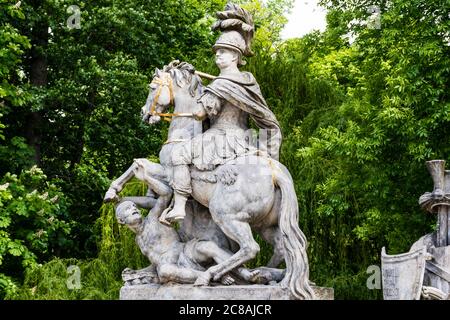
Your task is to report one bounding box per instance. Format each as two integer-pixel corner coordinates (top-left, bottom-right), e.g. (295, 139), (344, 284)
(0, 166), (71, 298)
(10, 180), (147, 300)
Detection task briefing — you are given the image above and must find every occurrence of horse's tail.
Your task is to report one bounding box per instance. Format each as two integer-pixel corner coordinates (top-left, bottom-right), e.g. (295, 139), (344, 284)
(272, 160), (316, 300)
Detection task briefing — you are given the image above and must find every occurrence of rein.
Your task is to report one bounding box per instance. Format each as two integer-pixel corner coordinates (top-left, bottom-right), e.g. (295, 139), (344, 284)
(147, 73), (194, 122)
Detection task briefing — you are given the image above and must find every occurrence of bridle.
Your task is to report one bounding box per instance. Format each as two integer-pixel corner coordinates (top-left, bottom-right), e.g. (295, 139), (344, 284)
(146, 73), (193, 122)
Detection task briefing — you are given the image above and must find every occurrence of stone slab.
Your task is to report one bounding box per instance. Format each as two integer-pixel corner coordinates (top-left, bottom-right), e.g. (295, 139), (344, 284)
(120, 284), (333, 300)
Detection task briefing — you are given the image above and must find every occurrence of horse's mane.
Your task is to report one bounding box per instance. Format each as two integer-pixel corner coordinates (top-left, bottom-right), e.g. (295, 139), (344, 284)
(160, 60), (203, 97)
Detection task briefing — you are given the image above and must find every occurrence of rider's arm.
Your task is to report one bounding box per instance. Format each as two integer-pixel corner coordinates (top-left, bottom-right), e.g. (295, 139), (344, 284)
(197, 92), (222, 119)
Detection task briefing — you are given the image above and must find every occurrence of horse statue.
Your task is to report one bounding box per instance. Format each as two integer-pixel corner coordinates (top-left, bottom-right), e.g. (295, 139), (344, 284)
(104, 61), (315, 299)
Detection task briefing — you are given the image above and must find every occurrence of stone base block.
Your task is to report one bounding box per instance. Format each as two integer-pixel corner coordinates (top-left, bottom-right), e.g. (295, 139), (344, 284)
(120, 284), (334, 300)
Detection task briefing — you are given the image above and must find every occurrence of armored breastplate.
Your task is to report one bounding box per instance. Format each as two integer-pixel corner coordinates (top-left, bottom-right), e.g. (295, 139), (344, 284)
(210, 100), (249, 131)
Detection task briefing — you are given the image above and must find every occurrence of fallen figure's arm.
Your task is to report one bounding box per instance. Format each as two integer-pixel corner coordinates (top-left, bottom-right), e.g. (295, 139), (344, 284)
(120, 196), (156, 209)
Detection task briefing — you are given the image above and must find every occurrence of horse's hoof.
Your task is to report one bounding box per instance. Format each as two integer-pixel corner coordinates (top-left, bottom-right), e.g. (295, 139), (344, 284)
(104, 189), (118, 203)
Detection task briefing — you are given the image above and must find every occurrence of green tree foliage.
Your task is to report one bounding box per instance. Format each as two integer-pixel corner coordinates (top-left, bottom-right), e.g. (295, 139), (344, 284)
(0, 166), (70, 298)
(0, 0), (34, 172)
(3, 0), (449, 300)
(288, 0), (448, 297)
(0, 0), (30, 106)
(9, 181), (146, 300)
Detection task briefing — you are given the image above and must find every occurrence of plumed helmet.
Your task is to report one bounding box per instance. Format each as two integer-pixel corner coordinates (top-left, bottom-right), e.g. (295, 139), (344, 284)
(211, 3), (255, 59)
(213, 30), (247, 55)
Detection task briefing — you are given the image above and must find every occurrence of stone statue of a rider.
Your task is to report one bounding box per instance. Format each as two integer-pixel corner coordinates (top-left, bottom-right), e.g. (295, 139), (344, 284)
(164, 7), (282, 222)
(106, 3), (329, 300)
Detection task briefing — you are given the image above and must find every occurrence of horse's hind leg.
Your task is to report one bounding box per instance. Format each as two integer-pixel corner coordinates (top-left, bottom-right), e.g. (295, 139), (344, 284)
(194, 241), (259, 282)
(194, 212), (260, 285)
(259, 226), (285, 268)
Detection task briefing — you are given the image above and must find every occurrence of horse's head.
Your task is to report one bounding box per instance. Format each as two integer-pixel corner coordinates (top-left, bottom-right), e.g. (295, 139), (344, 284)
(141, 67), (174, 124)
(141, 60), (203, 125)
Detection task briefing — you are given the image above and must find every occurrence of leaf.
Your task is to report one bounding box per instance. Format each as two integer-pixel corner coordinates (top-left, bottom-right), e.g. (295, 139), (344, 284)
(0, 215), (11, 228)
(7, 241), (25, 257)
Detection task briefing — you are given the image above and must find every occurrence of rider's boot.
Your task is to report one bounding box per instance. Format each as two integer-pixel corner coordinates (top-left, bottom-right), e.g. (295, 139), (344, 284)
(165, 164), (191, 221)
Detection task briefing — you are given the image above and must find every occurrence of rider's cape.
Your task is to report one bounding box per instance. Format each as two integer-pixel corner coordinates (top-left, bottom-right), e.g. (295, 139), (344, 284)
(204, 72), (282, 160)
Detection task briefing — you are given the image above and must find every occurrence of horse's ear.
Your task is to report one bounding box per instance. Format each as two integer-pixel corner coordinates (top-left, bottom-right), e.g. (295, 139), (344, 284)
(155, 68), (161, 77)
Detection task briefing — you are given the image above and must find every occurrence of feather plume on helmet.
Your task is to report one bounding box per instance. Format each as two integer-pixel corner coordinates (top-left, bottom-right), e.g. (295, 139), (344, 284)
(211, 3), (255, 65)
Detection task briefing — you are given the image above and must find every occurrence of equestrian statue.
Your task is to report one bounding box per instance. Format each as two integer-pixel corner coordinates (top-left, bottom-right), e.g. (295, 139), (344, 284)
(104, 3), (317, 300)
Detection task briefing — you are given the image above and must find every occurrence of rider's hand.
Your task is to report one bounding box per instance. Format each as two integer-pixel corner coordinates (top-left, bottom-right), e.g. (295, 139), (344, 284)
(193, 104), (207, 121)
(148, 115), (161, 124)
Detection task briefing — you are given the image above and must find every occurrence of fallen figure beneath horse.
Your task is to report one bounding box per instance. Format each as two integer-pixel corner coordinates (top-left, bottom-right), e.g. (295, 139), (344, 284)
(115, 199), (285, 286)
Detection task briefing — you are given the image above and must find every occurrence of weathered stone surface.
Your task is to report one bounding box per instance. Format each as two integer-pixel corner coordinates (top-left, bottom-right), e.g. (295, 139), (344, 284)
(120, 284), (334, 300)
(381, 246), (427, 300)
(426, 246), (450, 295)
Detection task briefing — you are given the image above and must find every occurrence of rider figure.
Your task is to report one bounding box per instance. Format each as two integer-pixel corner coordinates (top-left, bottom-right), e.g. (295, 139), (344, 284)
(164, 29), (282, 222)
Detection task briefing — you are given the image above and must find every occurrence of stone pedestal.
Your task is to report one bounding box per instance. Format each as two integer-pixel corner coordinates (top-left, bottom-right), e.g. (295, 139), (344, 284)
(120, 284), (334, 300)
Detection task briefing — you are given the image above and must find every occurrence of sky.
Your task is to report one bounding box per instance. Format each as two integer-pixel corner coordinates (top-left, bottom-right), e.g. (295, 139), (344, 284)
(281, 0), (328, 39)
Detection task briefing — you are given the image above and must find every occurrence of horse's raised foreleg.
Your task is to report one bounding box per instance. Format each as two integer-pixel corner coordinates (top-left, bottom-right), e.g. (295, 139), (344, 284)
(104, 158), (171, 207)
(194, 213), (260, 286)
(104, 162), (139, 202)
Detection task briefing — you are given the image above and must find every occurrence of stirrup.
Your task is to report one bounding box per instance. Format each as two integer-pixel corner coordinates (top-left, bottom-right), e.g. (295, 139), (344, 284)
(164, 209), (186, 222)
(159, 206), (174, 227)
